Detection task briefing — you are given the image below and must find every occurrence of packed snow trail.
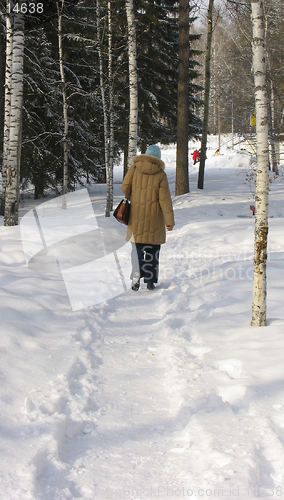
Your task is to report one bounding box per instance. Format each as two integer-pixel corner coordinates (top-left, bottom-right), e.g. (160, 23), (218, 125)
(24, 266), (284, 500)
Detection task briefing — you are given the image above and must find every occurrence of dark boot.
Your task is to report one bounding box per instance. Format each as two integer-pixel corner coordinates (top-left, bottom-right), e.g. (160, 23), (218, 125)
(147, 282), (155, 290)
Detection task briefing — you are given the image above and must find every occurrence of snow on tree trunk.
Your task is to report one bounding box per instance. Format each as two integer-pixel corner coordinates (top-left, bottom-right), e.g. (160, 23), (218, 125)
(251, 0), (270, 327)
(175, 0), (189, 196)
(1, 1), (13, 217)
(4, 4), (24, 226)
(125, 0), (138, 169)
(197, 0), (214, 190)
(57, 0), (68, 205)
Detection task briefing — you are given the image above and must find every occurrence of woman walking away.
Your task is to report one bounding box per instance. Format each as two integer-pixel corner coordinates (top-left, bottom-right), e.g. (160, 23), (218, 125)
(121, 145), (175, 291)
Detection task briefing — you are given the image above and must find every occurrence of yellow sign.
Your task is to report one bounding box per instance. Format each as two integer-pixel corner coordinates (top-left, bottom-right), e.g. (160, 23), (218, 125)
(250, 114), (256, 127)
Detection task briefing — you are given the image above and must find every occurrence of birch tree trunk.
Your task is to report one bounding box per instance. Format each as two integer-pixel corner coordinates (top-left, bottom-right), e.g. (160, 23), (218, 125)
(1, 1), (13, 216)
(57, 0), (68, 203)
(197, 0), (214, 190)
(106, 0), (114, 216)
(175, 0), (190, 196)
(96, 0), (109, 199)
(4, 4), (25, 226)
(251, 0), (269, 327)
(125, 0), (138, 169)
(0, 24), (5, 169)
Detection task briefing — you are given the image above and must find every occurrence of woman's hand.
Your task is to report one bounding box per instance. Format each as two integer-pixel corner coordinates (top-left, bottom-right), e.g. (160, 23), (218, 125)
(166, 225), (173, 231)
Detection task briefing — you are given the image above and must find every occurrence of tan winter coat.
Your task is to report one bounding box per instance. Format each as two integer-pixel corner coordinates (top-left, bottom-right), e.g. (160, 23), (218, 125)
(121, 154), (175, 244)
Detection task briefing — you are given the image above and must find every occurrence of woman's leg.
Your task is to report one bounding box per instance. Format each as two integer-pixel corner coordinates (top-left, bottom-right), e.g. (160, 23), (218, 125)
(133, 243), (145, 279)
(131, 243), (143, 291)
(142, 244), (161, 284)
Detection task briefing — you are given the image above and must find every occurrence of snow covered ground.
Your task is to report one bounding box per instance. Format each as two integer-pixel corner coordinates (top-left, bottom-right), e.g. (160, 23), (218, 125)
(1, 138), (284, 500)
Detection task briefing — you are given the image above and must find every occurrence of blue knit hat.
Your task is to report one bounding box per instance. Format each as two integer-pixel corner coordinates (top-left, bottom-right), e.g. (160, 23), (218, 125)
(145, 144), (161, 159)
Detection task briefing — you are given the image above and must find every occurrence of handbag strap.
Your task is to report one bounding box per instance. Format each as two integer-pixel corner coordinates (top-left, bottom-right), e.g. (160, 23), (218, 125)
(124, 165), (136, 199)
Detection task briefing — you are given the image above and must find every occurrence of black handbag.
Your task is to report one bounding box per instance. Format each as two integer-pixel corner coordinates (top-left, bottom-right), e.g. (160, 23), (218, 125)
(113, 166), (136, 225)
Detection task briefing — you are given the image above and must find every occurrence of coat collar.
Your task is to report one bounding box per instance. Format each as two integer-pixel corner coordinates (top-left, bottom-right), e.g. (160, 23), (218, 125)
(132, 154), (165, 173)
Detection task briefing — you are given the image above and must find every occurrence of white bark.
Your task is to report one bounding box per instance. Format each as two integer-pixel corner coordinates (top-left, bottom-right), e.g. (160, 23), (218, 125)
(106, 0), (114, 216)
(96, 0), (110, 210)
(57, 0), (68, 204)
(4, 3), (25, 226)
(125, 0), (138, 169)
(1, 1), (13, 216)
(251, 0), (269, 327)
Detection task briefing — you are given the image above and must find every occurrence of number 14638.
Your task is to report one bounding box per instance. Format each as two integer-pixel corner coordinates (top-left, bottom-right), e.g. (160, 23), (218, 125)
(7, 3), (43, 14)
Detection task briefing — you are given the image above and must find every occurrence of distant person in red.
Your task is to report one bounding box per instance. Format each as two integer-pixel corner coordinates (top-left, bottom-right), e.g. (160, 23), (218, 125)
(191, 149), (200, 165)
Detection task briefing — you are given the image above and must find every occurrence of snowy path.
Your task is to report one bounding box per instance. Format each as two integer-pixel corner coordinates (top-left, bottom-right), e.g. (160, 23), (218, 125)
(30, 279), (225, 500)
(28, 270), (284, 500)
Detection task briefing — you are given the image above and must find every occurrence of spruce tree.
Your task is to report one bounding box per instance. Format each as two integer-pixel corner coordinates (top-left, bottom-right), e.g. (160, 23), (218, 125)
(135, 0), (202, 150)
(21, 2), (105, 197)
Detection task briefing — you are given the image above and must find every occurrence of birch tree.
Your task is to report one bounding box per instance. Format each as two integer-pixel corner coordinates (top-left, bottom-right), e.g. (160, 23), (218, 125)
(251, 0), (269, 327)
(96, 0), (110, 201)
(125, 0), (138, 169)
(4, 1), (25, 226)
(175, 0), (190, 196)
(95, 0), (114, 217)
(0, 22), (5, 171)
(57, 0), (68, 201)
(106, 0), (114, 216)
(1, 1), (13, 216)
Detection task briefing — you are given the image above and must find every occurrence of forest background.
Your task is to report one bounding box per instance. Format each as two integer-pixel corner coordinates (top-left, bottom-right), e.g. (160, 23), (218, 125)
(0, 0), (283, 202)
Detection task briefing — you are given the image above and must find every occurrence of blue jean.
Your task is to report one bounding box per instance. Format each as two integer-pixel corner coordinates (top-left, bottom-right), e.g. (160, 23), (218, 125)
(132, 243), (161, 284)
